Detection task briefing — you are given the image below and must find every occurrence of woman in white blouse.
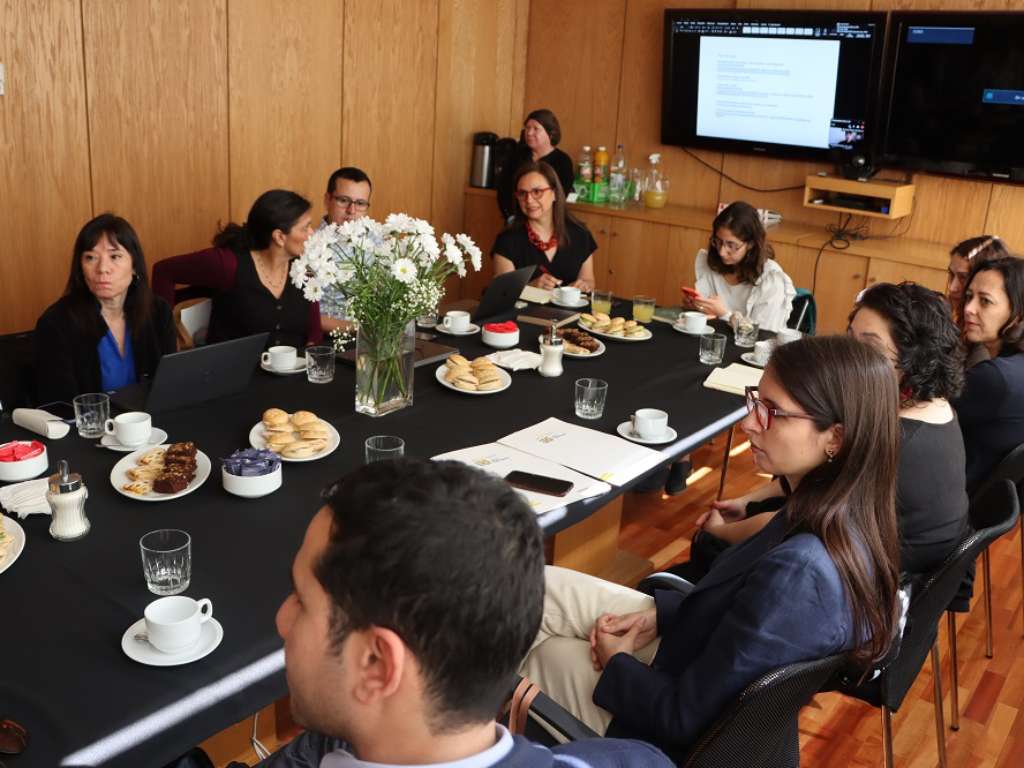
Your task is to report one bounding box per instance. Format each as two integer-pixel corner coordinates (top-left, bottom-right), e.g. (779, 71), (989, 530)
(685, 202), (796, 333)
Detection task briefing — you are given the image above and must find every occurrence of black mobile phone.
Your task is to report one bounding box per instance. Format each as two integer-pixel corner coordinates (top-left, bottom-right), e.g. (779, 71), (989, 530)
(37, 401), (77, 423)
(504, 470), (574, 497)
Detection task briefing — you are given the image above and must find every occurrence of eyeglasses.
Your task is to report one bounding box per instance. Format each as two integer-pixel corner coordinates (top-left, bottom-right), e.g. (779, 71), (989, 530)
(515, 187), (552, 202)
(710, 236), (747, 254)
(332, 195), (370, 211)
(744, 387), (817, 431)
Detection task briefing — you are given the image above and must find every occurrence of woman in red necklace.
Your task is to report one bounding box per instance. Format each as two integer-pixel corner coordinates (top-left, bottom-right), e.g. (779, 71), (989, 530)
(492, 161), (597, 292)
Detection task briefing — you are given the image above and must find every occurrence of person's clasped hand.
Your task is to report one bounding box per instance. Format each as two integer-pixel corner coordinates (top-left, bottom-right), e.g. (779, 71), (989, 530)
(588, 608), (658, 670)
(533, 273), (561, 291)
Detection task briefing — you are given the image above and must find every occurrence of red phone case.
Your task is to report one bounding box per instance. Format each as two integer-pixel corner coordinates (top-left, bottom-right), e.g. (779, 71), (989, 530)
(681, 286), (701, 298)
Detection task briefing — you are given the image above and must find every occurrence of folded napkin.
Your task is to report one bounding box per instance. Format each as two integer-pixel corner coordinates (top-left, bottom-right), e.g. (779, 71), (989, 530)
(12, 408), (71, 439)
(702, 363), (763, 396)
(0, 478), (51, 518)
(486, 349), (543, 371)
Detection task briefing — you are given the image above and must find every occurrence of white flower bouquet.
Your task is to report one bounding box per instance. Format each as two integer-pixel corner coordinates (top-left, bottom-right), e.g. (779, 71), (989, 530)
(291, 214), (482, 415)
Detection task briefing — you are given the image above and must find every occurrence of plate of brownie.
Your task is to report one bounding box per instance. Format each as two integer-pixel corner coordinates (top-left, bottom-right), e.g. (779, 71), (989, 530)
(110, 441), (211, 501)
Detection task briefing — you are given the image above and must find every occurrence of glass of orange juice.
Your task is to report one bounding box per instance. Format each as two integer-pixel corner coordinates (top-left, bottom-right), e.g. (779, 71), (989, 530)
(591, 290), (613, 316)
(632, 295), (656, 323)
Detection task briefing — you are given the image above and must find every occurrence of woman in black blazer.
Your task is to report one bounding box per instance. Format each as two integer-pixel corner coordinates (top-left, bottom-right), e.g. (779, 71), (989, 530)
(33, 214), (176, 404)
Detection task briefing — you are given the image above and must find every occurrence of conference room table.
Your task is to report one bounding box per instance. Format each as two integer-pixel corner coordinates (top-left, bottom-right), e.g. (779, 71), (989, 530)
(0, 305), (752, 768)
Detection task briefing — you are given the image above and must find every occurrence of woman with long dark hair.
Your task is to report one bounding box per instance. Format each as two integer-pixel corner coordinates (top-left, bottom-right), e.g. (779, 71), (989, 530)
(492, 161), (596, 291)
(684, 201), (795, 332)
(152, 189), (320, 349)
(946, 234), (1009, 318)
(954, 256), (1024, 493)
(34, 214), (176, 404)
(521, 336), (901, 761)
(497, 109), (575, 221)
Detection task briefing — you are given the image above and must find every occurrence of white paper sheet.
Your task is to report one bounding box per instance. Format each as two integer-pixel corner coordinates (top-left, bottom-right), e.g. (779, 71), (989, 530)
(497, 418), (667, 486)
(432, 443), (611, 514)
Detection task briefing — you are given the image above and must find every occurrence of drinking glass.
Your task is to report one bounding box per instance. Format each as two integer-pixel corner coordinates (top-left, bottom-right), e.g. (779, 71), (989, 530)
(632, 295), (656, 323)
(591, 290), (613, 316)
(140, 529), (191, 596)
(734, 317), (760, 348)
(306, 345), (335, 384)
(73, 393), (110, 439)
(575, 378), (609, 420)
(365, 435), (405, 463)
(699, 333), (727, 365)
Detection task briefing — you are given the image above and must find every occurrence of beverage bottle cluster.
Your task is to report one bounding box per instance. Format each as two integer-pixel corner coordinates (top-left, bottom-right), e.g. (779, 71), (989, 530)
(574, 144), (663, 208)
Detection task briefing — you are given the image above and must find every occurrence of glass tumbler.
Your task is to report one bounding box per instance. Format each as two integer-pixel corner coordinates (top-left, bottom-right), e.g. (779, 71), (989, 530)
(365, 435), (405, 463)
(140, 529), (191, 596)
(306, 345), (336, 384)
(699, 333), (727, 365)
(73, 393), (110, 439)
(575, 378), (609, 420)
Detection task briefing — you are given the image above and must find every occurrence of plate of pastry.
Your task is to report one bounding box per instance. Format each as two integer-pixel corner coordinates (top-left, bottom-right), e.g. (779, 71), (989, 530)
(111, 442), (212, 501)
(248, 408), (340, 462)
(556, 328), (606, 358)
(577, 313), (652, 342)
(435, 355), (511, 395)
(0, 515), (26, 576)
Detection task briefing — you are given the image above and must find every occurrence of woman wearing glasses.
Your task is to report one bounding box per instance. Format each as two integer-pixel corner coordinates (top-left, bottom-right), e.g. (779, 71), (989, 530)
(496, 109), (576, 221)
(492, 161), (596, 291)
(520, 336), (901, 761)
(684, 201), (795, 333)
(152, 189), (321, 350)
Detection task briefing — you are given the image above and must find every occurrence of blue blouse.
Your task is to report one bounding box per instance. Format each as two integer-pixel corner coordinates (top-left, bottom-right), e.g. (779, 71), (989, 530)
(98, 330), (136, 391)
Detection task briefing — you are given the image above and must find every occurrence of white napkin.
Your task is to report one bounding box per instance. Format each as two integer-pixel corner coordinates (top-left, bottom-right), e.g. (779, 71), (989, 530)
(486, 349), (542, 371)
(12, 408), (71, 439)
(702, 363), (763, 396)
(0, 478), (51, 518)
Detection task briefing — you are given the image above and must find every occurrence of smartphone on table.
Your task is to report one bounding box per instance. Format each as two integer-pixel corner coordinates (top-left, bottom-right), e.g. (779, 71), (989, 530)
(504, 470), (574, 497)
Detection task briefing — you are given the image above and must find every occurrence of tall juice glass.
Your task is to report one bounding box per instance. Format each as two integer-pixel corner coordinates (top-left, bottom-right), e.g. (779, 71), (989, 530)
(591, 290), (613, 316)
(632, 296), (656, 323)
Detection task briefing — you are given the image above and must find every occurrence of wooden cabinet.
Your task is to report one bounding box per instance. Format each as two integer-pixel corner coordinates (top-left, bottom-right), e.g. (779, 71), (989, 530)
(866, 258), (947, 294)
(573, 211), (611, 289)
(606, 219), (670, 300)
(801, 247), (868, 334)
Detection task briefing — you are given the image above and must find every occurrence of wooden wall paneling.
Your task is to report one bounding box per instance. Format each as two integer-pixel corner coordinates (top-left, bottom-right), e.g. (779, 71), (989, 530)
(607, 219), (670, 299)
(871, 1), (1019, 9)
(898, 173), (992, 246)
(0, 0), (93, 334)
(804, 247), (868, 334)
(432, 0), (521, 242)
(507, 0), (531, 137)
(718, 156), (838, 229)
(573, 211), (612, 287)
(460, 192), (506, 300)
(83, 0), (229, 266)
(228, 0), (342, 223)
(983, 185), (1024, 252)
(342, 0), (439, 221)
(865, 257), (947, 294)
(770, 240), (817, 293)
(615, 0), (730, 214)
(663, 226), (710, 306)
(738, 0), (871, 8)
(523, 0), (626, 156)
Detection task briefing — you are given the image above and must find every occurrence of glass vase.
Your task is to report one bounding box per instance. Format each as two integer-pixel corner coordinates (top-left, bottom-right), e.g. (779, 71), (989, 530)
(354, 320), (416, 417)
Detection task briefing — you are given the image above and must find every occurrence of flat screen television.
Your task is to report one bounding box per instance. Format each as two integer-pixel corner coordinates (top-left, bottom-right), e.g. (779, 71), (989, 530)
(662, 10), (887, 162)
(881, 12), (1024, 182)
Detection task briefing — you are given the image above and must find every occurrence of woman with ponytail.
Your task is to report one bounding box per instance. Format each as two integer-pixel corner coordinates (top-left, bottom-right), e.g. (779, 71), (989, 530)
(152, 189), (320, 349)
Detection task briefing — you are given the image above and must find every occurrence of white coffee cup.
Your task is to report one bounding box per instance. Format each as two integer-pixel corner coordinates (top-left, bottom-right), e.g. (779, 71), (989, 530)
(776, 328), (802, 346)
(631, 408), (669, 440)
(262, 345), (297, 371)
(678, 311), (707, 333)
(554, 285), (581, 305)
(753, 339), (774, 366)
(443, 311), (471, 333)
(104, 411), (152, 447)
(144, 595), (213, 654)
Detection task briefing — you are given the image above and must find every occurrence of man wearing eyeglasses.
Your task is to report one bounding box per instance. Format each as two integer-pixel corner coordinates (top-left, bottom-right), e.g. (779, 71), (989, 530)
(320, 167), (373, 332)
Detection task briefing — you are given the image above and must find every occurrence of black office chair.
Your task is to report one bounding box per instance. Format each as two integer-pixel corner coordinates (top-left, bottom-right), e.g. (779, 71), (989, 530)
(789, 289), (816, 335)
(0, 330), (36, 413)
(836, 479), (1019, 768)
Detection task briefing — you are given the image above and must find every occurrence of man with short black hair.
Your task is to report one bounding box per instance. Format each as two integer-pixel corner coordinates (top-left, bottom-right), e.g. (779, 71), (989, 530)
(320, 167), (372, 332)
(254, 459), (671, 768)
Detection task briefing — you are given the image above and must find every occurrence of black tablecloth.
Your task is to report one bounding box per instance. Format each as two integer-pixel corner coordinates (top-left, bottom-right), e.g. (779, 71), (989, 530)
(1, 308), (749, 767)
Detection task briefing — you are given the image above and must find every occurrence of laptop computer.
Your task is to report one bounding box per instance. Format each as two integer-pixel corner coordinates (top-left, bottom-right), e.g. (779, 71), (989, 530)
(471, 265), (536, 322)
(111, 333), (269, 414)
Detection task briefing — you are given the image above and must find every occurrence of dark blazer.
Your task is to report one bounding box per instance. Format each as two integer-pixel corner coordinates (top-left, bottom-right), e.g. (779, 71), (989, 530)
(33, 294), (176, 404)
(595, 513), (855, 761)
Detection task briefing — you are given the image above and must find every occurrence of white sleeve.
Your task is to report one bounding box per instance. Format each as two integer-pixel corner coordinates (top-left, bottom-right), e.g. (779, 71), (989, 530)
(694, 249), (715, 298)
(749, 262), (796, 333)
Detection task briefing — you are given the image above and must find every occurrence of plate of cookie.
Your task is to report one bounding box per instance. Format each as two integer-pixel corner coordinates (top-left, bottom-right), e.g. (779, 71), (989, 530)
(435, 355), (511, 395)
(556, 328), (606, 358)
(248, 408), (340, 462)
(578, 313), (652, 342)
(111, 442), (212, 501)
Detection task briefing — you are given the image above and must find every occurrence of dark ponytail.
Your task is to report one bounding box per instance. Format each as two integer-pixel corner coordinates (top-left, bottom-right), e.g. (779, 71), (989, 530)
(213, 189), (311, 252)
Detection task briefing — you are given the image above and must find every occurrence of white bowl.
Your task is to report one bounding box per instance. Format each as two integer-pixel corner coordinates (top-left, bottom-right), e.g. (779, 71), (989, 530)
(481, 327), (520, 349)
(222, 464), (282, 498)
(0, 443), (49, 483)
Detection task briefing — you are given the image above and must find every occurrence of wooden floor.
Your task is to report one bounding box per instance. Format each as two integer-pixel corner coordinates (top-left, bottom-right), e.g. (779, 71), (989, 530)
(622, 436), (1024, 768)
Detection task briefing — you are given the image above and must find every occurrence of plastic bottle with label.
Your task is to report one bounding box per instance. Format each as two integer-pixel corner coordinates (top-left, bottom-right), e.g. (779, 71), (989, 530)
(593, 146), (610, 183)
(608, 144), (628, 208)
(577, 145), (594, 183)
(643, 153), (670, 209)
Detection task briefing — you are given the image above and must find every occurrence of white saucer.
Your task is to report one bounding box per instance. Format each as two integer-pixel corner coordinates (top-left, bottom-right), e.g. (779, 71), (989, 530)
(551, 296), (590, 309)
(740, 352), (767, 369)
(100, 428), (169, 452)
(261, 358), (307, 376)
(672, 324), (714, 336)
(616, 422), (678, 445)
(121, 616), (223, 666)
(435, 323), (481, 337)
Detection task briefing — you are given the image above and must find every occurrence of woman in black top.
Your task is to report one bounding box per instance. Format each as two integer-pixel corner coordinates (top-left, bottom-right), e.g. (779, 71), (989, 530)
(34, 214), (176, 404)
(492, 161), (597, 291)
(496, 109), (575, 221)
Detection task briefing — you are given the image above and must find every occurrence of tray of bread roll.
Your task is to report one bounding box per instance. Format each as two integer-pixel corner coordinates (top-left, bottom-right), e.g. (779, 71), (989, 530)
(578, 313), (652, 342)
(111, 442), (212, 501)
(248, 409), (341, 462)
(435, 355), (512, 395)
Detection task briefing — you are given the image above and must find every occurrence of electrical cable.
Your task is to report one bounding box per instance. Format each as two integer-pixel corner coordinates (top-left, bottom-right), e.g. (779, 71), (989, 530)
(681, 147), (806, 193)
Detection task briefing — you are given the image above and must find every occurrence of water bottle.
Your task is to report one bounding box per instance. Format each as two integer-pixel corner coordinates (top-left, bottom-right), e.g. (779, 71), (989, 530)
(608, 145), (628, 208)
(577, 145), (593, 183)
